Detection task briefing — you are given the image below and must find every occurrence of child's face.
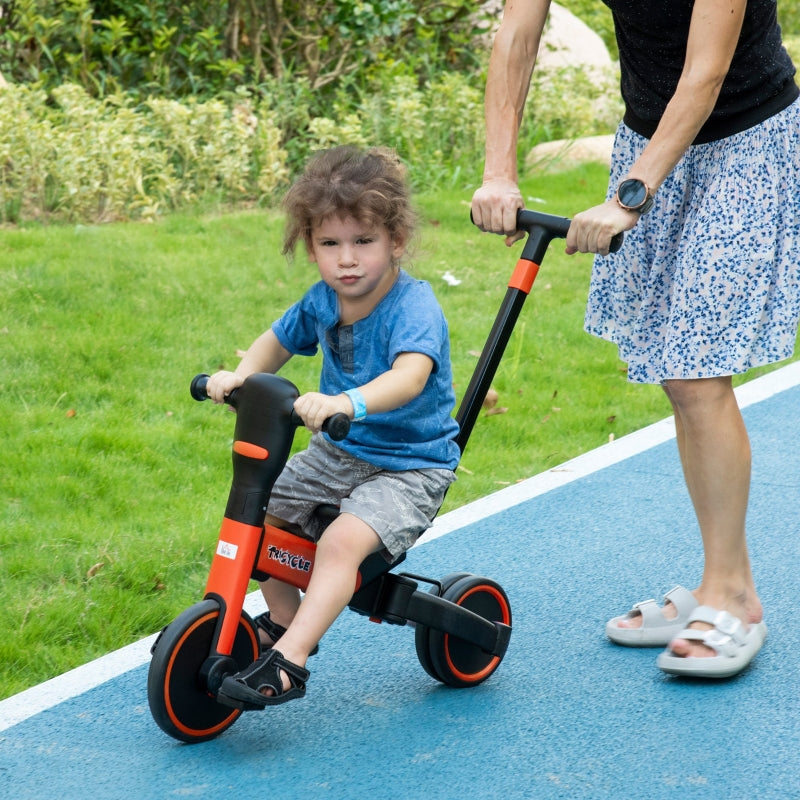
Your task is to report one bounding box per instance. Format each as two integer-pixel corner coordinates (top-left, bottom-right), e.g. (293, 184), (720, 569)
(308, 214), (404, 315)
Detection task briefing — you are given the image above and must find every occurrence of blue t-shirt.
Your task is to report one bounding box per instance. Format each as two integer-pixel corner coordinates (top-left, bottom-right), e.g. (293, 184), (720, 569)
(271, 270), (460, 471)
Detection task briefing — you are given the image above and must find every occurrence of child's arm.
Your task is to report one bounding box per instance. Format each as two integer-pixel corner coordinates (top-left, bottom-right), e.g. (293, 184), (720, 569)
(294, 351), (434, 432)
(206, 329), (293, 404)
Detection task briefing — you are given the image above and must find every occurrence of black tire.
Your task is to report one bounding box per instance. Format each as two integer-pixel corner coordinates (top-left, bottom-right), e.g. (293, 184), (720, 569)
(147, 599), (259, 743)
(414, 572), (474, 682)
(425, 575), (511, 688)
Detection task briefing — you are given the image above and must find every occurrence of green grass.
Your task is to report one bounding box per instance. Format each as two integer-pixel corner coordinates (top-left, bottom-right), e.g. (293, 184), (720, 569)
(1, 163), (797, 699)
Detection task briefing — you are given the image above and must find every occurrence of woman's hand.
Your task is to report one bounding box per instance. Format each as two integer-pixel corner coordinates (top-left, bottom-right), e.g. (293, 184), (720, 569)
(566, 199), (640, 256)
(471, 178), (526, 246)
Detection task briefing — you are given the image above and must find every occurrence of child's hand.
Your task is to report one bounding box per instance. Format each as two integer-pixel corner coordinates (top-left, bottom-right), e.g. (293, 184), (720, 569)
(206, 371), (244, 404)
(294, 392), (353, 433)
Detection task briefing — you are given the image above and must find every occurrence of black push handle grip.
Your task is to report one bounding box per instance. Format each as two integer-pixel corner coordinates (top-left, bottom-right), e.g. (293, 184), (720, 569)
(515, 209), (625, 254)
(469, 208), (624, 254)
(190, 374), (350, 441)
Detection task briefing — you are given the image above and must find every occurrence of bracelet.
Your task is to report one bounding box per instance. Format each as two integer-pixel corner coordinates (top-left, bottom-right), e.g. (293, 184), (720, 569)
(343, 388), (367, 420)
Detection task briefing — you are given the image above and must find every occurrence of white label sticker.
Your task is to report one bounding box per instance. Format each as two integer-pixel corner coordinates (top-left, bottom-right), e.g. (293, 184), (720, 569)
(216, 540), (239, 560)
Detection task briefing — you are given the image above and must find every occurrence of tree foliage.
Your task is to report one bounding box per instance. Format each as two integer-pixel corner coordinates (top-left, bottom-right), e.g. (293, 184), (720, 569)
(0, 0), (486, 99)
(4, 1), (793, 225)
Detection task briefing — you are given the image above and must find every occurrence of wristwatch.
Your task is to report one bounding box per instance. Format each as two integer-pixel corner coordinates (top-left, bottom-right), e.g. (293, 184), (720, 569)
(616, 178), (654, 214)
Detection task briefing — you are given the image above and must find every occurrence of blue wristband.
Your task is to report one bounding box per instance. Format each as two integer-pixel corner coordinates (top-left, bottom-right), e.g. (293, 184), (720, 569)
(344, 388), (367, 420)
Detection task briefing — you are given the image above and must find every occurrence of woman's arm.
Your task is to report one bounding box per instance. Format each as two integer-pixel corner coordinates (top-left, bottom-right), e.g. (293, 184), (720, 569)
(624, 0), (746, 192)
(471, 0), (552, 243)
(567, 0), (747, 255)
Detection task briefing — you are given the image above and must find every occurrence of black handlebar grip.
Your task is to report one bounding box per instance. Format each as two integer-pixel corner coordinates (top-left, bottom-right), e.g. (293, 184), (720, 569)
(324, 412), (351, 441)
(290, 409), (351, 441)
(190, 373), (210, 401)
(191, 373), (241, 406)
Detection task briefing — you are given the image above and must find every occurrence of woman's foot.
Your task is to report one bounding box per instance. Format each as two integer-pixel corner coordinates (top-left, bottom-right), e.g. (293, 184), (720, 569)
(657, 605), (767, 678)
(606, 586), (698, 646)
(665, 589), (762, 660)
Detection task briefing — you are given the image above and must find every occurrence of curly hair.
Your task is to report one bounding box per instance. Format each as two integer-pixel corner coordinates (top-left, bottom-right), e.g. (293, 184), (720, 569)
(282, 145), (417, 257)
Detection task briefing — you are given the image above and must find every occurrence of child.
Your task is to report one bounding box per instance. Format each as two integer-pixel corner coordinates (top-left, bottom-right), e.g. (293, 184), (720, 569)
(206, 145), (460, 708)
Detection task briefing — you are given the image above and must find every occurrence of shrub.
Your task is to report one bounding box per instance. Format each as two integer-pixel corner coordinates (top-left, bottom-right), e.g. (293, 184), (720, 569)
(144, 93), (288, 204)
(303, 69), (485, 187)
(0, 84), (288, 223)
(0, 2), (640, 224)
(0, 52), (624, 225)
(0, 84), (166, 222)
(524, 62), (623, 147)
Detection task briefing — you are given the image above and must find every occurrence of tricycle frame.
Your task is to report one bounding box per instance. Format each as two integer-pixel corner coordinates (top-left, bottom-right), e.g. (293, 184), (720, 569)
(148, 210), (618, 742)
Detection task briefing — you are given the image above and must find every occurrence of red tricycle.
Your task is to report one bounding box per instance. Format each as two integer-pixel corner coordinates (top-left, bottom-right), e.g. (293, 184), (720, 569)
(147, 210), (622, 743)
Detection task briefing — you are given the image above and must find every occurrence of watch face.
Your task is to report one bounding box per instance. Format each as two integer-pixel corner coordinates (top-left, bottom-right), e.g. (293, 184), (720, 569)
(618, 179), (647, 208)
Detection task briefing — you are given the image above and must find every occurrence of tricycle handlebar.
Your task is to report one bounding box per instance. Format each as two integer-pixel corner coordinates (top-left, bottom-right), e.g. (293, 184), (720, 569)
(190, 373), (351, 441)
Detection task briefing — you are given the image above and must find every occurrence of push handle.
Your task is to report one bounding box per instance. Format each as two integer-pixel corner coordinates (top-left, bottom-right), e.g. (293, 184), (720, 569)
(470, 209), (624, 262)
(516, 209), (624, 253)
(190, 374), (351, 441)
(514, 209), (624, 264)
(455, 207), (623, 455)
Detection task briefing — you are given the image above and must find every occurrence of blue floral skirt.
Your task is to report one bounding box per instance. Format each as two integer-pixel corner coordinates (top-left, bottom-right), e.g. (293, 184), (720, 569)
(585, 98), (800, 384)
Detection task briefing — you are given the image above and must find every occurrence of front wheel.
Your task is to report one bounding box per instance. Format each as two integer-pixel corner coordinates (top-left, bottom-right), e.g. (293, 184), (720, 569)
(147, 599), (259, 743)
(415, 574), (511, 688)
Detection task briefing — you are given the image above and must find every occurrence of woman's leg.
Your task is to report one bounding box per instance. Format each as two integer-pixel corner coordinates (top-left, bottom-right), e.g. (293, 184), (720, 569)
(662, 376), (762, 657)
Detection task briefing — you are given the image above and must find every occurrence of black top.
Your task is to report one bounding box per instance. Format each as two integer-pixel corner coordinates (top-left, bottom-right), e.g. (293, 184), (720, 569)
(602, 0), (798, 142)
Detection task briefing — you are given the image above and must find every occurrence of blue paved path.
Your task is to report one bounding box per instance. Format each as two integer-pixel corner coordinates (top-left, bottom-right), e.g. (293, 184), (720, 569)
(2, 363), (799, 800)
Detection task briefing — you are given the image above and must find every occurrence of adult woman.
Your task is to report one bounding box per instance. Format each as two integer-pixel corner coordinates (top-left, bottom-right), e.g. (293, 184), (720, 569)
(471, 0), (799, 678)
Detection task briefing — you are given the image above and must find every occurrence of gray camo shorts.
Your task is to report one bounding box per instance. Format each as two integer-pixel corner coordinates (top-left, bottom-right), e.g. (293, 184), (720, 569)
(266, 434), (456, 561)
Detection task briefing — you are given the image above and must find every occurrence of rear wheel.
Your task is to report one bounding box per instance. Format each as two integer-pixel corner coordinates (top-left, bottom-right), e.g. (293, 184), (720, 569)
(414, 573), (471, 682)
(416, 575), (511, 688)
(147, 599), (259, 743)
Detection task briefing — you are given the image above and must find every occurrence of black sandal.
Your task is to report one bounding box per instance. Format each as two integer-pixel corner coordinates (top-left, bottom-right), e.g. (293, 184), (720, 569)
(217, 649), (310, 710)
(253, 611), (319, 656)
